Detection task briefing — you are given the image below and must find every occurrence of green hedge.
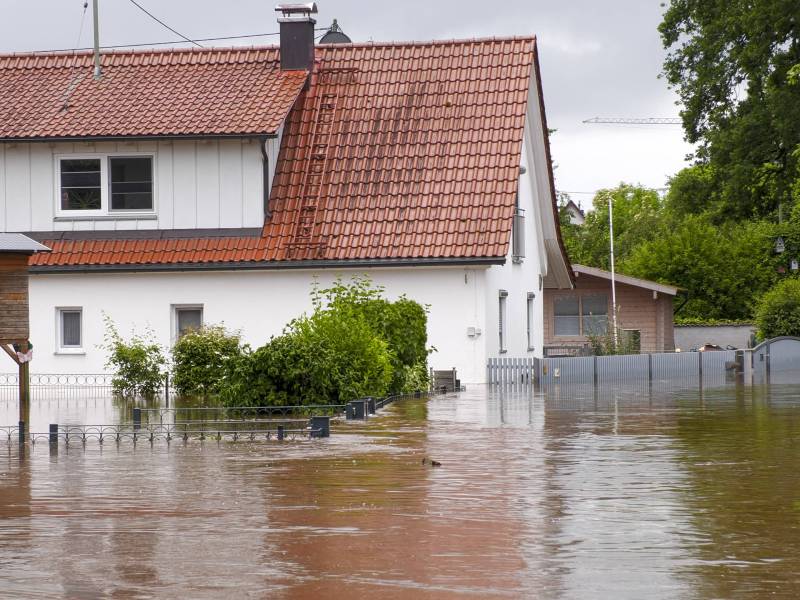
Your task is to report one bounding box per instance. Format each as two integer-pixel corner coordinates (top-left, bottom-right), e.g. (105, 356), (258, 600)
(171, 325), (245, 397)
(755, 279), (800, 339)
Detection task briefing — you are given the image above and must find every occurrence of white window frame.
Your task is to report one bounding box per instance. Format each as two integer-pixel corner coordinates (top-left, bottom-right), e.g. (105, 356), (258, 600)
(172, 304), (204, 343)
(526, 292), (535, 351)
(498, 290), (508, 354)
(55, 153), (157, 218)
(55, 307), (84, 354)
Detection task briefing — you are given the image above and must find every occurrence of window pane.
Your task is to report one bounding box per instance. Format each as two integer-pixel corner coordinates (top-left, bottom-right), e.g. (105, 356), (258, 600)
(582, 294), (608, 317)
(582, 315), (608, 336)
(61, 311), (81, 347)
(527, 295), (534, 348)
(498, 296), (507, 351)
(554, 316), (580, 336)
(177, 308), (202, 337)
(554, 296), (579, 317)
(110, 157), (153, 210)
(60, 159), (101, 211)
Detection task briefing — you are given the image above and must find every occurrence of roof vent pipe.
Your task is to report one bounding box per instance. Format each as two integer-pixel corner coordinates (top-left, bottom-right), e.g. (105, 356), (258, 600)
(275, 3), (317, 71)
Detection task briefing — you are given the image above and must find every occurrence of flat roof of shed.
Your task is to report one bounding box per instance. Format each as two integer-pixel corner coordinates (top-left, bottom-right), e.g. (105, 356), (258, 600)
(0, 233), (50, 253)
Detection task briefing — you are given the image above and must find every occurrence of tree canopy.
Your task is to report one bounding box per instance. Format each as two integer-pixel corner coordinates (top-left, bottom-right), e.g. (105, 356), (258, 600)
(659, 0), (800, 220)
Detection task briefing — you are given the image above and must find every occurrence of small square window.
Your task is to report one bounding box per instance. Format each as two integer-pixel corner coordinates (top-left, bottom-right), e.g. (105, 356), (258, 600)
(58, 308), (83, 350)
(175, 306), (203, 339)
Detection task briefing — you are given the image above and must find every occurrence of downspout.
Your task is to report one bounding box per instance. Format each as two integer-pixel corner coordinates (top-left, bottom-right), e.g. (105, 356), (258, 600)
(260, 136), (271, 221)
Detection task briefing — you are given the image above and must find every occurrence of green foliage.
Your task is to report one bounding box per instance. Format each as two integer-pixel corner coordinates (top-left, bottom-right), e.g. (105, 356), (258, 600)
(622, 215), (780, 320)
(218, 277), (429, 407)
(560, 184), (665, 270)
(171, 325), (246, 397)
(755, 278), (800, 339)
(659, 0), (800, 220)
(101, 315), (166, 398)
(587, 328), (641, 356)
(674, 317), (754, 326)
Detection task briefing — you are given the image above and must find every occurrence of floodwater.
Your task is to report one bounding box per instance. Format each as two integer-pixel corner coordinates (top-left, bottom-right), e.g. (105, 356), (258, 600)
(3, 383), (800, 599)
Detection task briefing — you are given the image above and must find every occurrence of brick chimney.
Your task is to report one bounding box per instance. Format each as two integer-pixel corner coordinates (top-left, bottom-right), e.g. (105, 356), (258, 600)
(275, 3), (317, 71)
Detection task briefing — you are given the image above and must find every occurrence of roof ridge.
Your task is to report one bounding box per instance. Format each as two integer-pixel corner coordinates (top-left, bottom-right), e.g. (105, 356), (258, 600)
(0, 35), (536, 60)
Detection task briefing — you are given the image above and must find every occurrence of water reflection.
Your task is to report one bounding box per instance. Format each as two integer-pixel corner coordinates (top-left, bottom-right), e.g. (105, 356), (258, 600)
(2, 383), (800, 597)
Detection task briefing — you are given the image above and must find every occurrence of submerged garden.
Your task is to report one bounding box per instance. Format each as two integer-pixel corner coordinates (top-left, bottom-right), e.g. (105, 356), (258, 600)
(102, 276), (431, 405)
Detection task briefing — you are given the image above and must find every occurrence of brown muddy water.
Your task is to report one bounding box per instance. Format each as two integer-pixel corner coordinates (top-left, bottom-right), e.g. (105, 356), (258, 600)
(3, 383), (800, 599)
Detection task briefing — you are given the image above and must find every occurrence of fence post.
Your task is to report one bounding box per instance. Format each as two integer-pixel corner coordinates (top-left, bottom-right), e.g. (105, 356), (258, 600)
(277, 425), (285, 441)
(593, 355), (598, 386)
(165, 372), (170, 409)
(133, 407), (141, 431)
(698, 351), (703, 387)
(49, 424), (58, 446)
(18, 420), (25, 445)
(648, 353), (653, 382)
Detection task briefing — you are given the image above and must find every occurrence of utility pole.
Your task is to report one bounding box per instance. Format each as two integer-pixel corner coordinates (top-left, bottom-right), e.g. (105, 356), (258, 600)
(92, 0), (102, 79)
(608, 195), (619, 347)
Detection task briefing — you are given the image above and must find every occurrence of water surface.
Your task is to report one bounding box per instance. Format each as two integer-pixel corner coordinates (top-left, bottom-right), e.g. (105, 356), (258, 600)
(3, 383), (800, 598)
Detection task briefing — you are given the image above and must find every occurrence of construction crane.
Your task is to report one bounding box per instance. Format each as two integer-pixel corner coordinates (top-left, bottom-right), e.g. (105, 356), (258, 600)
(582, 117), (682, 125)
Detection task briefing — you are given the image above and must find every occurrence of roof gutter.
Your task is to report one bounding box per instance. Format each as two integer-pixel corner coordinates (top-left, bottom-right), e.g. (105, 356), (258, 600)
(30, 256), (504, 275)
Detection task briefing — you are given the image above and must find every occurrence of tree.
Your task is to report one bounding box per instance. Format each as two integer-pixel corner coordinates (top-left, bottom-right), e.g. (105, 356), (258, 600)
(622, 215), (780, 320)
(560, 184), (665, 270)
(659, 0), (800, 220)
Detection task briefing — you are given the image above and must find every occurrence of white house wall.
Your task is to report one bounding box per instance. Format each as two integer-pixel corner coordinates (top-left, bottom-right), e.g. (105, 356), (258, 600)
(484, 139), (546, 361)
(27, 266), (491, 384)
(0, 137), (276, 232)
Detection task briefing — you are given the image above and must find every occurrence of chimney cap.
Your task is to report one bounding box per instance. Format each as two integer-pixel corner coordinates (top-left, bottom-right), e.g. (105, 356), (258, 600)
(275, 3), (318, 17)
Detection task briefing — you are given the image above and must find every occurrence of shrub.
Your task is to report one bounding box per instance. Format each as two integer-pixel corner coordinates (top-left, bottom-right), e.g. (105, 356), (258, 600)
(102, 315), (166, 398)
(171, 325), (246, 397)
(218, 276), (428, 406)
(755, 279), (800, 340)
(219, 305), (393, 407)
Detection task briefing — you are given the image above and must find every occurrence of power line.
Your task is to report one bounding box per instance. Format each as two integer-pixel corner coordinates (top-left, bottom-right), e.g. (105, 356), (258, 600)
(26, 28), (330, 54)
(127, 0), (203, 48)
(582, 117), (682, 125)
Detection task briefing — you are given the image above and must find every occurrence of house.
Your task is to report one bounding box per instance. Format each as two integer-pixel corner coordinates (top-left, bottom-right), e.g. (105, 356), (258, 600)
(543, 264), (680, 355)
(563, 199), (585, 225)
(0, 5), (572, 384)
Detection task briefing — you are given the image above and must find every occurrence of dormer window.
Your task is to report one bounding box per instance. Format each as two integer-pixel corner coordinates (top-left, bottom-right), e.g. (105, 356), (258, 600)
(57, 154), (154, 216)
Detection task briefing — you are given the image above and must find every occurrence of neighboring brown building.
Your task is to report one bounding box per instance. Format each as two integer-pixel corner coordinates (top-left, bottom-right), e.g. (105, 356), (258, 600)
(543, 264), (680, 355)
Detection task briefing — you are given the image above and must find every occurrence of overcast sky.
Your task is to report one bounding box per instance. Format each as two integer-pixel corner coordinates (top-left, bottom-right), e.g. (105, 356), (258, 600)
(2, 0), (693, 209)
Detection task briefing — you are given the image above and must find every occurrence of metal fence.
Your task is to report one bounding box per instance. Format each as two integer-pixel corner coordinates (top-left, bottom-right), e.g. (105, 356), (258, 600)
(537, 350), (737, 388)
(0, 373), (114, 402)
(487, 338), (800, 389)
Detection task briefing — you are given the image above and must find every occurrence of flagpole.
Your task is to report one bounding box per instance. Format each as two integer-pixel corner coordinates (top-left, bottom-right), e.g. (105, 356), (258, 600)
(608, 194), (618, 347)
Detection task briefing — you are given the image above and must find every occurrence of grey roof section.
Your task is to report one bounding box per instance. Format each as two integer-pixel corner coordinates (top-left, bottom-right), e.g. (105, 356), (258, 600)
(0, 233), (51, 253)
(573, 264), (681, 296)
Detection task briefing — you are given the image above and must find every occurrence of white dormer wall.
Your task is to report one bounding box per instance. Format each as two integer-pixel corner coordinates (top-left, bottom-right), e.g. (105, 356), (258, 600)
(0, 135), (281, 232)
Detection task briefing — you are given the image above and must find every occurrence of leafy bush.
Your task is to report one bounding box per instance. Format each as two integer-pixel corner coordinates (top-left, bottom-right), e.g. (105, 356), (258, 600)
(755, 279), (800, 340)
(218, 276), (429, 406)
(102, 315), (166, 398)
(171, 325), (246, 397)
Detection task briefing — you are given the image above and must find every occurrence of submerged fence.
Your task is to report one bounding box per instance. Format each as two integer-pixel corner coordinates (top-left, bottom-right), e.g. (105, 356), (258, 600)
(0, 373), (114, 402)
(488, 337), (800, 388)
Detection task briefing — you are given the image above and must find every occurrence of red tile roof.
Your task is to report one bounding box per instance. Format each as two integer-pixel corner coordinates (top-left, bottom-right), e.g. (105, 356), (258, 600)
(23, 38), (552, 269)
(0, 48), (307, 138)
